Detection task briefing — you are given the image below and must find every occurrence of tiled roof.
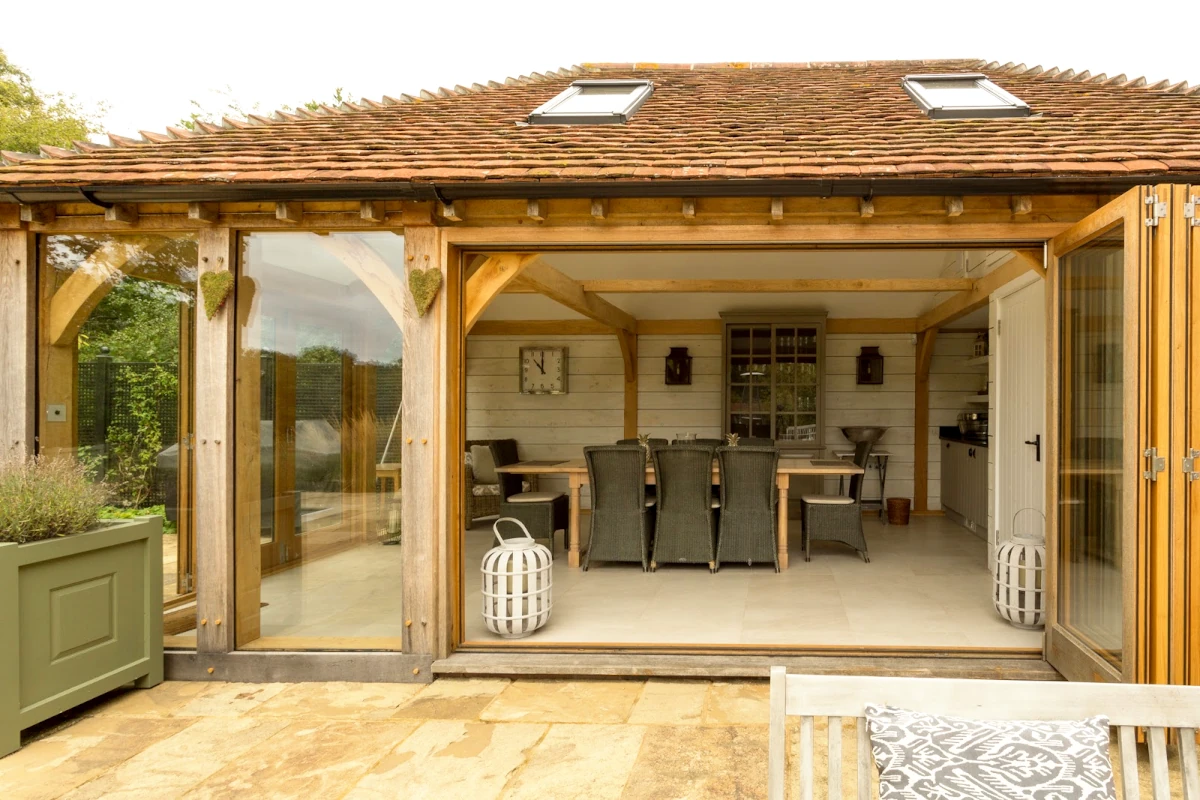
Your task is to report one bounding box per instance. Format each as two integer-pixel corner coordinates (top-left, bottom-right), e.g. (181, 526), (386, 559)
(3, 60), (1200, 192)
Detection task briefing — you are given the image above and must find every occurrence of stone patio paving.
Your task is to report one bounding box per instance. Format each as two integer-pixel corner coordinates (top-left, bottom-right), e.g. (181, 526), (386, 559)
(0, 678), (1186, 799)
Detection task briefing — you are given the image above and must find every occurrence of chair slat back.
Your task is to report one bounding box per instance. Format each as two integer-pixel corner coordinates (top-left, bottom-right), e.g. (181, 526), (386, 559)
(769, 668), (1200, 800)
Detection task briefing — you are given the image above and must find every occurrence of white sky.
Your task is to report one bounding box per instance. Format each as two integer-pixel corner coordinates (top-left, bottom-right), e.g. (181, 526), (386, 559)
(4, 0), (1194, 140)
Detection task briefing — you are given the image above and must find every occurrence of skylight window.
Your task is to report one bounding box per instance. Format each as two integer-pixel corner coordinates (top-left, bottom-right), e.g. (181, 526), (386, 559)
(901, 74), (1031, 119)
(527, 80), (654, 125)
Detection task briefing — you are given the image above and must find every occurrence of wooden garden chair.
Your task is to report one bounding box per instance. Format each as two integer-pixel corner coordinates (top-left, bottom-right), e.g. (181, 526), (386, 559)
(768, 667), (1200, 800)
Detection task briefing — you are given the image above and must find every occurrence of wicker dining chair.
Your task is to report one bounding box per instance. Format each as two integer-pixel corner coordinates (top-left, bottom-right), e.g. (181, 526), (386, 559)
(651, 444), (719, 572)
(489, 439), (568, 553)
(716, 445), (780, 571)
(799, 439), (873, 562)
(583, 445), (655, 571)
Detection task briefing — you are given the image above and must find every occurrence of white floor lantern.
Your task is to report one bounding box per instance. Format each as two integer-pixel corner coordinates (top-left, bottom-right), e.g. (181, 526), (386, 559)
(481, 518), (553, 638)
(993, 508), (1046, 629)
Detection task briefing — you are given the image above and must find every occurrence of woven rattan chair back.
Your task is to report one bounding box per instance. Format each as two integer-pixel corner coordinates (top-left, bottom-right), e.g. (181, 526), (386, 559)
(586, 446), (647, 514)
(489, 439), (523, 499)
(716, 445), (780, 570)
(847, 440), (874, 502)
(651, 444), (718, 571)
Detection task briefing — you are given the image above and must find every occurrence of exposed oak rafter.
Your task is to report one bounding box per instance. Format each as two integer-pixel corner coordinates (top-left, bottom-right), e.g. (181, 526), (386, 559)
(504, 278), (974, 294)
(463, 254), (539, 333)
(916, 249), (1043, 331)
(518, 259), (637, 334)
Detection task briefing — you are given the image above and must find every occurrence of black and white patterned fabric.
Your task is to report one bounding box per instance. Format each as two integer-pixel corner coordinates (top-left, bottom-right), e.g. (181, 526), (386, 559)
(865, 704), (1116, 800)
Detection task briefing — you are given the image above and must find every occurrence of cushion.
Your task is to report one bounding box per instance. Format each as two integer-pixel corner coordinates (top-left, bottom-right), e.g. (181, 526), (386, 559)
(506, 491), (564, 504)
(645, 497), (657, 508)
(800, 494), (855, 505)
(472, 484), (501, 497)
(469, 445), (499, 484)
(866, 704), (1116, 800)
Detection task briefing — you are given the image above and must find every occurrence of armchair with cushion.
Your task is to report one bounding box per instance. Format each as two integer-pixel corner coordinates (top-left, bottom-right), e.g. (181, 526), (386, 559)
(465, 438), (536, 525)
(490, 439), (567, 552)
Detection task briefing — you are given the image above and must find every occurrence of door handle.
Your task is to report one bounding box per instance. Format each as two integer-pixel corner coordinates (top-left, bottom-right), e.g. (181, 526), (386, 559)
(1024, 434), (1041, 462)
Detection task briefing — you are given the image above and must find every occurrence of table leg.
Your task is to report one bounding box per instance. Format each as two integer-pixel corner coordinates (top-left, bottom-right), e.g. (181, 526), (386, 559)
(777, 474), (789, 570)
(568, 474), (582, 568)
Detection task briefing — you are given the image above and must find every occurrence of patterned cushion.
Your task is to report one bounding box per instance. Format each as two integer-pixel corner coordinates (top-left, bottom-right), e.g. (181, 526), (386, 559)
(472, 484), (501, 497)
(866, 705), (1116, 800)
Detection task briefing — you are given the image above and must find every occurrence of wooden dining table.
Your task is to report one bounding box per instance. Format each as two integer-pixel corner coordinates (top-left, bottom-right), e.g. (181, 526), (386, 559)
(495, 455), (864, 570)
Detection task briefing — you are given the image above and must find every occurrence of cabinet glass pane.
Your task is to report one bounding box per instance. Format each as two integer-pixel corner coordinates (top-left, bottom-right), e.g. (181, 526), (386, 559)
(776, 361), (796, 383)
(797, 384), (817, 412)
(753, 385), (771, 412)
(750, 416), (772, 437)
(730, 357), (751, 384)
(752, 328), (773, 355)
(797, 329), (818, 355)
(730, 328), (752, 355)
(775, 327), (796, 355)
(795, 413), (818, 441)
(730, 414), (752, 438)
(796, 361), (817, 383)
(776, 385), (796, 412)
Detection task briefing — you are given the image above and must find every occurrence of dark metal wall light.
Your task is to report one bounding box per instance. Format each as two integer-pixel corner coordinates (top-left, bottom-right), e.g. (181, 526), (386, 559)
(856, 346), (884, 385)
(665, 347), (692, 385)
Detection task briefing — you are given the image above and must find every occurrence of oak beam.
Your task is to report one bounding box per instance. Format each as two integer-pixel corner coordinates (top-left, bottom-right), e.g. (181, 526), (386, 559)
(0, 230), (35, 456)
(469, 318), (923, 336)
(682, 198), (696, 219)
(105, 204), (138, 224)
(916, 250), (1041, 331)
(617, 329), (638, 438)
(359, 200), (386, 223)
(275, 202), (302, 224)
(771, 197), (784, 221)
(858, 198), (874, 219)
(944, 196), (964, 217)
(526, 199), (544, 222)
(195, 228), (238, 652)
(439, 201), (462, 222)
(188, 202), (218, 223)
(18, 205), (54, 224)
(913, 328), (938, 514)
(310, 234), (407, 330)
(463, 254), (537, 334)
(590, 199), (608, 220)
(1011, 195), (1033, 216)
(506, 278), (974, 294)
(519, 259), (636, 334)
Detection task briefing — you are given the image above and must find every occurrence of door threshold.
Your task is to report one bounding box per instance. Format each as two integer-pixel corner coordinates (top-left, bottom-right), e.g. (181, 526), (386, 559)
(433, 651), (1062, 681)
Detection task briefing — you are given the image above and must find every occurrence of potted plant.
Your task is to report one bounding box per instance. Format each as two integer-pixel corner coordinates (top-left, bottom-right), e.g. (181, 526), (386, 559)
(0, 456), (162, 757)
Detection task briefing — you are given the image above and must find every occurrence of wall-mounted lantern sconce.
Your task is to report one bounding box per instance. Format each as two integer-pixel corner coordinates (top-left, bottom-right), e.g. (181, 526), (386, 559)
(665, 347), (692, 385)
(856, 346), (884, 385)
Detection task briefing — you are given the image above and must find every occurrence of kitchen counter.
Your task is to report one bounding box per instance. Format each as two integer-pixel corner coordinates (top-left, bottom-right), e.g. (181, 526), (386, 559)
(938, 426), (988, 448)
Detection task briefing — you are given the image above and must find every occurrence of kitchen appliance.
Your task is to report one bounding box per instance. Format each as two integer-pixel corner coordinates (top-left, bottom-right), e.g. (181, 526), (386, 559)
(957, 411), (988, 438)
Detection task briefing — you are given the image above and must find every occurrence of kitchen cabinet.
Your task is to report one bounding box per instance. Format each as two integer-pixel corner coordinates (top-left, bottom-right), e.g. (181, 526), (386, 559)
(941, 439), (988, 537)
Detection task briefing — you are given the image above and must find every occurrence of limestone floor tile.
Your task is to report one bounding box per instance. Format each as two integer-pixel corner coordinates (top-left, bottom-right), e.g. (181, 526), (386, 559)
(621, 725), (768, 799)
(60, 716), (290, 799)
(89, 681), (217, 718)
(182, 720), (418, 800)
(173, 682), (289, 718)
(393, 678), (512, 720)
(501, 723), (646, 800)
(0, 716), (194, 800)
(629, 681), (708, 725)
(702, 682), (771, 725)
(344, 721), (545, 800)
(481, 680), (644, 724)
(250, 681), (424, 719)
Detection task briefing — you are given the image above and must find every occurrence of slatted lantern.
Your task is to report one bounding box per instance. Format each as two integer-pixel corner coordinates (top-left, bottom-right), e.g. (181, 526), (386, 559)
(993, 509), (1046, 629)
(481, 518), (553, 638)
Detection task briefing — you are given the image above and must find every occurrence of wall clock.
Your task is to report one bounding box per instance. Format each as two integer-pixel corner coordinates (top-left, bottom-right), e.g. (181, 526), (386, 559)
(519, 346), (568, 394)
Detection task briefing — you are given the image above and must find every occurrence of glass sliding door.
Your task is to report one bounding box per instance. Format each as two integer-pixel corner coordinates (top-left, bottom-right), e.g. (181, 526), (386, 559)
(234, 231), (405, 649)
(39, 234), (199, 646)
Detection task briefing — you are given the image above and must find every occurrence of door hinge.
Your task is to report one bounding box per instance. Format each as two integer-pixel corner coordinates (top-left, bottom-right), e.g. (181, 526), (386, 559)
(1186, 196), (1200, 226)
(1185, 449), (1200, 480)
(1144, 447), (1166, 480)
(1145, 194), (1167, 227)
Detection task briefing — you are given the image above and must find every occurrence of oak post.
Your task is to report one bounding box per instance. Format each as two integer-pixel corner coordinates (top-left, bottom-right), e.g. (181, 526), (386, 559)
(195, 228), (238, 652)
(0, 230), (36, 458)
(913, 328), (939, 514)
(402, 223), (443, 657)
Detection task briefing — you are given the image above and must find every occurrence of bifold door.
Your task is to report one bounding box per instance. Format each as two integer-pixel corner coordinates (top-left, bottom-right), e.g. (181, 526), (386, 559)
(1047, 185), (1197, 684)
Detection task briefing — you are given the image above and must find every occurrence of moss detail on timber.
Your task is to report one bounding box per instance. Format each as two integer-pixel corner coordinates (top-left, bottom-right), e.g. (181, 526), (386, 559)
(200, 270), (234, 320)
(409, 267), (442, 317)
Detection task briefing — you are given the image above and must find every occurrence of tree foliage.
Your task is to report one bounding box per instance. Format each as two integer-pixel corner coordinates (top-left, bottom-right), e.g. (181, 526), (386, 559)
(0, 49), (98, 153)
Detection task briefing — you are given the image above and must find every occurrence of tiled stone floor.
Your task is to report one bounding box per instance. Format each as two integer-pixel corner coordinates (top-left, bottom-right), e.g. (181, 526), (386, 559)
(466, 514), (1042, 648)
(2, 679), (1186, 799)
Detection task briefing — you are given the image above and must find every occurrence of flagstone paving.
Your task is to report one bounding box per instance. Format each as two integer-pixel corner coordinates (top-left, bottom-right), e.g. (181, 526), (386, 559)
(0, 678), (1188, 799)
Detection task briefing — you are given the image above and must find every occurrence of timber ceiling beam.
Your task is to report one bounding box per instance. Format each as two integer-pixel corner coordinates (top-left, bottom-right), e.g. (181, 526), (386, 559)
(464, 254), (539, 334)
(518, 259), (637, 334)
(503, 278), (974, 294)
(916, 249), (1043, 332)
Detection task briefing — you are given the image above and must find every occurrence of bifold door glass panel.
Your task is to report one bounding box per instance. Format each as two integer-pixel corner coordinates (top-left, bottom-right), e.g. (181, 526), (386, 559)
(1057, 224), (1124, 669)
(527, 80), (654, 124)
(41, 234), (198, 645)
(235, 232), (405, 649)
(901, 73), (1030, 119)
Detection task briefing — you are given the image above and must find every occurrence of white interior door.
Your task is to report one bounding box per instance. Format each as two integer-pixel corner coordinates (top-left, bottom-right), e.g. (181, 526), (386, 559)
(996, 277), (1046, 545)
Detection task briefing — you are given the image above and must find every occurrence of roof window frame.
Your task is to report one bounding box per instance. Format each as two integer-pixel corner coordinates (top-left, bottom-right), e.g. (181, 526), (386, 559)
(527, 79), (655, 125)
(901, 73), (1031, 120)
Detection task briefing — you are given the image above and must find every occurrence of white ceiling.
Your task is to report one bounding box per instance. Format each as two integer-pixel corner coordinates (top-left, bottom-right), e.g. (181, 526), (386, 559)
(481, 249), (1010, 329)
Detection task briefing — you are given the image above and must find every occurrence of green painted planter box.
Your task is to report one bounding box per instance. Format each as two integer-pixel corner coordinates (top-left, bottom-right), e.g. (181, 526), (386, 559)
(0, 516), (163, 757)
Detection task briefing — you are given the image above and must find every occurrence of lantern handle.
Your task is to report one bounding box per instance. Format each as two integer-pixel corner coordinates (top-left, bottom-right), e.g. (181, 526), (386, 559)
(493, 517), (534, 546)
(1011, 507), (1046, 539)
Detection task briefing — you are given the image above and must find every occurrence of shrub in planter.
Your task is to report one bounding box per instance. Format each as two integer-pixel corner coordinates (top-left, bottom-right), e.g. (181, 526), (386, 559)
(0, 456), (163, 757)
